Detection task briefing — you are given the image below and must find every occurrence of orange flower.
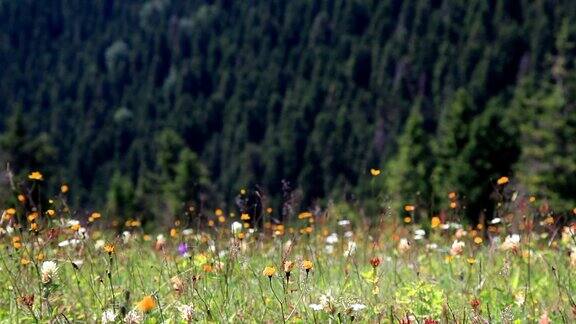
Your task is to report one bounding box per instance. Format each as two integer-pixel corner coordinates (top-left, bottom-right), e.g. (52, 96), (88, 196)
(104, 243), (115, 255)
(240, 213), (250, 221)
(404, 205), (415, 212)
(28, 171), (43, 181)
(137, 295), (156, 313)
(60, 184), (69, 193)
(298, 212), (313, 219)
(496, 176), (509, 185)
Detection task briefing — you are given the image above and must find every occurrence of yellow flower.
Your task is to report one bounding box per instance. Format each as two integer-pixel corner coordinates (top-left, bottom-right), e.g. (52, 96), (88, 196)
(240, 213), (250, 221)
(215, 208), (223, 216)
(27, 212), (38, 222)
(370, 168), (381, 176)
(496, 176), (509, 185)
(262, 266), (276, 278)
(104, 243), (115, 255)
(17, 194), (26, 203)
(298, 211), (313, 219)
(474, 237), (483, 245)
(466, 257), (477, 265)
(170, 228), (178, 237)
(137, 295), (156, 313)
(60, 184), (69, 193)
(20, 258), (31, 266)
(431, 217), (441, 229)
(266, 207), (273, 214)
(450, 202), (457, 209)
(46, 209), (56, 217)
(403, 216), (412, 224)
(28, 171), (44, 181)
(302, 260), (313, 272)
(12, 237), (22, 249)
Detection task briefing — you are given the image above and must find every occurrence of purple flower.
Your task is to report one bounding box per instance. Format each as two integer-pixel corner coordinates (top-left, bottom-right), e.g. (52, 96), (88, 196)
(178, 242), (188, 256)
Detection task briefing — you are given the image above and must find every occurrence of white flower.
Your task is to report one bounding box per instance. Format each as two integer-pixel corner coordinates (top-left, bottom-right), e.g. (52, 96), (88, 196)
(122, 231), (131, 243)
(490, 218), (502, 224)
(325, 245), (334, 254)
(344, 241), (357, 257)
(450, 240), (465, 256)
(123, 310), (143, 324)
(72, 260), (84, 268)
(426, 243), (438, 250)
(514, 291), (525, 306)
(177, 304), (194, 321)
(66, 219), (80, 227)
(101, 309), (116, 324)
(76, 227), (88, 239)
(326, 233), (339, 244)
(41, 261), (58, 284)
(309, 304), (323, 311)
(231, 221), (242, 234)
(350, 303), (367, 312)
(344, 231), (353, 238)
(182, 228), (194, 236)
(501, 234), (520, 251)
(338, 219), (351, 226)
(414, 229), (426, 236)
(58, 239), (80, 248)
(398, 238), (411, 254)
(94, 239), (106, 250)
(6, 225), (14, 235)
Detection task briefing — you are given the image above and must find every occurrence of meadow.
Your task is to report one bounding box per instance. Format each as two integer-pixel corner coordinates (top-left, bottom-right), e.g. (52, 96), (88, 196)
(1, 172), (575, 323)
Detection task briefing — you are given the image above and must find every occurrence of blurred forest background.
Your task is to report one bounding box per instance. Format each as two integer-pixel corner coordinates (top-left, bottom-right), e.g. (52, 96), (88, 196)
(1, 0), (575, 224)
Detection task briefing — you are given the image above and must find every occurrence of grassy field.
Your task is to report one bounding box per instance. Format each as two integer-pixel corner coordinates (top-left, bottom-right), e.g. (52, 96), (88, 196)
(1, 177), (575, 323)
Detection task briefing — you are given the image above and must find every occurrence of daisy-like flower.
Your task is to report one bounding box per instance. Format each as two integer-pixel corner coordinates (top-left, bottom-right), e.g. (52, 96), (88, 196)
(349, 303), (367, 312)
(41, 261), (58, 284)
(101, 309), (116, 324)
(262, 266), (276, 278)
(302, 260), (313, 273)
(177, 304), (194, 322)
(326, 233), (339, 244)
(231, 221), (243, 234)
(309, 303), (323, 311)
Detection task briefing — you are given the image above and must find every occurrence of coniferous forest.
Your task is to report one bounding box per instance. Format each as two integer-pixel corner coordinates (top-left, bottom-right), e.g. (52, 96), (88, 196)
(1, 0), (576, 224)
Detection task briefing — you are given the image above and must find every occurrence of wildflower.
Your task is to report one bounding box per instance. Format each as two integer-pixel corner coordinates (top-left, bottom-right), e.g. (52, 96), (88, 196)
(302, 260), (313, 273)
(28, 171), (44, 181)
(431, 216), (441, 229)
(490, 218), (501, 224)
(94, 239), (106, 250)
(450, 240), (465, 256)
(101, 309), (116, 324)
(178, 243), (189, 257)
(170, 228), (178, 237)
(12, 236), (22, 249)
(474, 236), (483, 244)
(309, 304), (323, 311)
(325, 244), (334, 254)
(60, 184), (69, 193)
(240, 213), (250, 221)
(262, 266), (276, 278)
(398, 238), (411, 254)
(514, 291), (525, 306)
(501, 234), (520, 252)
(403, 216), (412, 223)
(349, 303), (367, 312)
(466, 257), (477, 265)
(124, 310), (143, 324)
(338, 219), (351, 226)
(497, 176), (510, 185)
(470, 298), (481, 311)
(298, 211), (313, 219)
(177, 304), (195, 322)
(41, 261), (58, 284)
(404, 205), (415, 212)
(370, 257), (381, 268)
(370, 168), (381, 176)
(20, 258), (31, 266)
(231, 221), (242, 234)
(326, 233), (339, 244)
(104, 243), (115, 255)
(155, 234), (166, 250)
(137, 295), (156, 313)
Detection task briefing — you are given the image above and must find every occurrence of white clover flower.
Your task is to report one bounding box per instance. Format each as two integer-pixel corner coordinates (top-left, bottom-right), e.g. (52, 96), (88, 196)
(41, 261), (58, 284)
(177, 304), (194, 321)
(101, 309), (116, 324)
(326, 233), (339, 244)
(123, 310), (143, 324)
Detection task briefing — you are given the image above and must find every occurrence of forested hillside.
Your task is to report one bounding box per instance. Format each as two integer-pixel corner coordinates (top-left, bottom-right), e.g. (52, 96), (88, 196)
(1, 0), (575, 222)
